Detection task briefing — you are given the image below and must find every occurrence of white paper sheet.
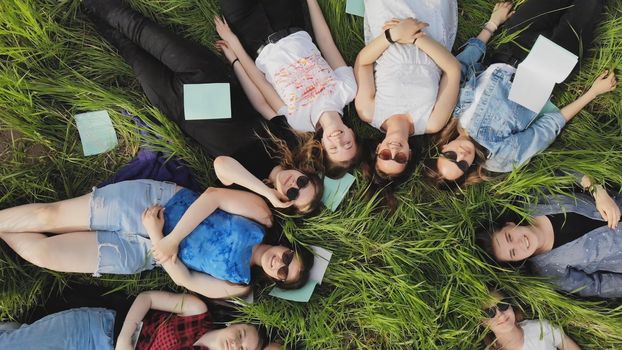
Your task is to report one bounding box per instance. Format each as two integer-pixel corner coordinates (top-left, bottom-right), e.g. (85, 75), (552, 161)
(509, 35), (578, 112)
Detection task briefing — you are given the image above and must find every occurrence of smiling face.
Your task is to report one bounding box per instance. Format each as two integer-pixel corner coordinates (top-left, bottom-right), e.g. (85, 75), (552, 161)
(436, 139), (476, 181)
(375, 136), (411, 177)
(210, 324), (260, 350)
(274, 169), (317, 211)
(483, 293), (517, 335)
(491, 222), (539, 262)
(322, 126), (358, 163)
(260, 245), (303, 284)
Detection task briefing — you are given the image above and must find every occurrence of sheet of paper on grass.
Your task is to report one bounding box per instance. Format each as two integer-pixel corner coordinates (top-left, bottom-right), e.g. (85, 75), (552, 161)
(509, 35), (577, 113)
(269, 246), (332, 302)
(345, 0), (365, 17)
(74, 110), (118, 156)
(183, 83), (232, 120)
(322, 173), (356, 211)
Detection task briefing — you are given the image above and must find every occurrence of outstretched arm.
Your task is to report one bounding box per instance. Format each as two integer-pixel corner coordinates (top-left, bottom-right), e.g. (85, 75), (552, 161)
(142, 207), (251, 299)
(116, 291), (207, 349)
(476, 2), (515, 45)
(216, 40), (277, 120)
(305, 0), (346, 70)
(560, 71), (617, 122)
(215, 17), (286, 114)
(152, 188), (273, 264)
(214, 156), (293, 208)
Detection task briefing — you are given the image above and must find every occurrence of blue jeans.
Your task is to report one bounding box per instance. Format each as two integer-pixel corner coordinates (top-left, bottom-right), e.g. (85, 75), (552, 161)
(0, 308), (115, 349)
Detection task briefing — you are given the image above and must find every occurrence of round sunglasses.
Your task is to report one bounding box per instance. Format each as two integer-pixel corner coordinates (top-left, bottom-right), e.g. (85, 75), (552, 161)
(440, 151), (470, 173)
(376, 149), (409, 164)
(277, 249), (295, 281)
(285, 175), (310, 201)
(484, 299), (511, 318)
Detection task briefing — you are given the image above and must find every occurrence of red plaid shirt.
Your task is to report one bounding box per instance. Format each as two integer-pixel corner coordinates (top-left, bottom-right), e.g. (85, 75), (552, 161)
(136, 310), (212, 350)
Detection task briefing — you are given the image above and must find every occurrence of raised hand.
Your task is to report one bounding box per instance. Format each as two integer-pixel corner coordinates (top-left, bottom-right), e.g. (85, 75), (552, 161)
(383, 18), (428, 44)
(214, 16), (238, 44)
(588, 70), (618, 97)
(594, 186), (621, 229)
(215, 40), (237, 64)
(265, 188), (294, 209)
(489, 2), (515, 28)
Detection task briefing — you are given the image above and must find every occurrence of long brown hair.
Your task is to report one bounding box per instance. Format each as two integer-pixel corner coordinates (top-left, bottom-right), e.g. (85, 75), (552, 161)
(259, 126), (324, 215)
(424, 118), (489, 189)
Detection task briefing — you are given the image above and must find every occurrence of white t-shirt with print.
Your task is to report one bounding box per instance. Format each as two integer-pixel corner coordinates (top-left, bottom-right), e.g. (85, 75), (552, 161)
(255, 31), (357, 132)
(520, 319), (564, 350)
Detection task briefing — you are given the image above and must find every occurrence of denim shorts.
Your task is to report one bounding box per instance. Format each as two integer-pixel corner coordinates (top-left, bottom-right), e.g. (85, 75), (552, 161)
(0, 308), (115, 349)
(89, 180), (178, 276)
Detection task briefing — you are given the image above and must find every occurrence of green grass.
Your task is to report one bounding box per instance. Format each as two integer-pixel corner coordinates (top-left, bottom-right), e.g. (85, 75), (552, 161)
(1, 0), (622, 348)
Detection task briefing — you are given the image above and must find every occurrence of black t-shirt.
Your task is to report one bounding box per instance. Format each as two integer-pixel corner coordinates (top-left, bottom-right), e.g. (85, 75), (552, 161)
(547, 212), (606, 249)
(230, 115), (300, 180)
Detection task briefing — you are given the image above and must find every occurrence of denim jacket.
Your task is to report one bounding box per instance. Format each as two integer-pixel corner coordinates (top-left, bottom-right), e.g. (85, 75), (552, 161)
(453, 38), (567, 173)
(527, 193), (622, 298)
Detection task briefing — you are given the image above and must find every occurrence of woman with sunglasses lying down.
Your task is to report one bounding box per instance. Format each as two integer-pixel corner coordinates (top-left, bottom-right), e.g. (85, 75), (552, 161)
(0, 290), (276, 350)
(425, 0), (616, 188)
(482, 288), (580, 350)
(82, 0), (324, 215)
(0, 181), (313, 299)
(478, 174), (622, 298)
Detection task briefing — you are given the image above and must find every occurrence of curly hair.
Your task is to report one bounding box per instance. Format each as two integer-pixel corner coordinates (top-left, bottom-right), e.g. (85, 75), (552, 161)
(423, 118), (489, 189)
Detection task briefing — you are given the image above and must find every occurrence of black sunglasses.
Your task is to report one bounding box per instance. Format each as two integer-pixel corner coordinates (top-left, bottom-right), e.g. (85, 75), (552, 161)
(376, 149), (409, 164)
(285, 175), (310, 201)
(440, 151), (470, 173)
(277, 249), (295, 281)
(484, 299), (511, 318)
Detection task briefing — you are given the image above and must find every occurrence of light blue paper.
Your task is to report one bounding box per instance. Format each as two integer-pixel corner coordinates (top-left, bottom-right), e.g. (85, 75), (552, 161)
(322, 173), (356, 211)
(345, 0), (365, 17)
(540, 100), (560, 114)
(74, 110), (118, 156)
(183, 83), (232, 120)
(269, 246), (332, 302)
(269, 280), (318, 302)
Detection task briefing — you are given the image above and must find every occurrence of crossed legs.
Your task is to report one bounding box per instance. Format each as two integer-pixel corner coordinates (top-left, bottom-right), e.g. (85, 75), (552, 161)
(0, 195), (98, 273)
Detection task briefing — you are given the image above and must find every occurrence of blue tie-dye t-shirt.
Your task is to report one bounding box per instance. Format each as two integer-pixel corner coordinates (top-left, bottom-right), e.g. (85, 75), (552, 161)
(163, 189), (265, 284)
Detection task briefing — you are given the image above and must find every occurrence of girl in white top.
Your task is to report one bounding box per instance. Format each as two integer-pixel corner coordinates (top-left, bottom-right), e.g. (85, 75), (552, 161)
(355, 0), (461, 177)
(215, 0), (359, 178)
(483, 290), (581, 350)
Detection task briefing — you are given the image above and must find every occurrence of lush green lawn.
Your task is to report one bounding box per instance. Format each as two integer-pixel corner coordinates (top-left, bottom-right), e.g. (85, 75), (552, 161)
(1, 0), (622, 348)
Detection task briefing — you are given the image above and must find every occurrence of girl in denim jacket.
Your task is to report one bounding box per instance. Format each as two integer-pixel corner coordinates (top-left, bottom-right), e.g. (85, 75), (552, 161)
(479, 175), (622, 299)
(426, 0), (617, 188)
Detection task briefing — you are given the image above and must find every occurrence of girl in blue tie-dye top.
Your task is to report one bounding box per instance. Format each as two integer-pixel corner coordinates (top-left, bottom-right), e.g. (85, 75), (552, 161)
(0, 180), (314, 299)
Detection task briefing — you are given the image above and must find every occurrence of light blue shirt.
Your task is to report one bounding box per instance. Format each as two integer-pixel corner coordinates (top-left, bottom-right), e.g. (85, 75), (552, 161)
(453, 38), (567, 173)
(527, 193), (622, 298)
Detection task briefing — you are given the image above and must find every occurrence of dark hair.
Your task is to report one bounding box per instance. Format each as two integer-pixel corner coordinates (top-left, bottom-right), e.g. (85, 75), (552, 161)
(360, 138), (416, 213)
(251, 234), (315, 291)
(423, 118), (489, 189)
(475, 217), (533, 268)
(315, 125), (364, 179)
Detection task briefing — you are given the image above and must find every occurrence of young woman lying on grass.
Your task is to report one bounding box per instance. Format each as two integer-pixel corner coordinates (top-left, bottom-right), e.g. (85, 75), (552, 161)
(83, 0), (324, 214)
(482, 288), (580, 350)
(216, 0), (362, 178)
(426, 0), (616, 188)
(0, 290), (275, 350)
(478, 175), (622, 298)
(0, 180), (314, 299)
(353, 0), (461, 200)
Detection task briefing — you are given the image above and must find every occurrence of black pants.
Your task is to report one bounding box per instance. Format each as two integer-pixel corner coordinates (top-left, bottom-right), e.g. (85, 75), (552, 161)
(220, 0), (312, 58)
(83, 0), (264, 156)
(490, 0), (604, 65)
